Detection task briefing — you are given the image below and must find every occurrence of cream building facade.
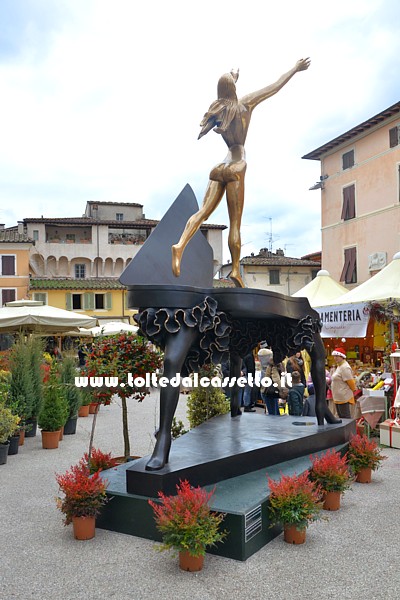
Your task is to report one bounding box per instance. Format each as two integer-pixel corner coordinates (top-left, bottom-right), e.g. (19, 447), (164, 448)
(303, 100), (400, 287)
(219, 248), (320, 295)
(23, 201), (225, 281)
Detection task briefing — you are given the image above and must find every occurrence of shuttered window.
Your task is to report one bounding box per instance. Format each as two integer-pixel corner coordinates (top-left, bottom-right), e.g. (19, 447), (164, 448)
(1, 288), (16, 305)
(389, 125), (400, 148)
(33, 293), (47, 304)
(341, 185), (356, 221)
(342, 150), (354, 170)
(1, 255), (15, 276)
(340, 247), (357, 284)
(269, 270), (280, 285)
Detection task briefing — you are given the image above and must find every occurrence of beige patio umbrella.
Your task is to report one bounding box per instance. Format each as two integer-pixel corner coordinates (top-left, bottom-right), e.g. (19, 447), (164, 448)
(292, 270), (347, 307)
(88, 321), (139, 337)
(0, 300), (97, 334)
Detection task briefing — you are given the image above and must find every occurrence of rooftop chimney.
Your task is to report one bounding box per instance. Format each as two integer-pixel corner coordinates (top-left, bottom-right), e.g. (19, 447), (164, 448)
(17, 221), (24, 234)
(276, 248), (284, 256)
(0, 224), (5, 230)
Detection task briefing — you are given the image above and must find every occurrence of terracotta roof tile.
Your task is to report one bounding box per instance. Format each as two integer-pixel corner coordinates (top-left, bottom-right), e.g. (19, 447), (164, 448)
(29, 278), (125, 290)
(303, 100), (400, 160)
(239, 255), (321, 267)
(0, 231), (33, 243)
(23, 217), (226, 230)
(87, 201), (143, 207)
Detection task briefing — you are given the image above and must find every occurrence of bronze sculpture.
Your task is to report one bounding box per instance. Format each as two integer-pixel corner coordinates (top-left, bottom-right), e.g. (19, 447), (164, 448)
(172, 58), (311, 288)
(120, 56), (342, 479)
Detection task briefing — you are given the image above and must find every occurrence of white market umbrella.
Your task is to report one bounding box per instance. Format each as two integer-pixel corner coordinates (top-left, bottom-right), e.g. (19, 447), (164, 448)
(292, 270), (347, 307)
(335, 252), (400, 304)
(88, 321), (138, 337)
(0, 300), (97, 333)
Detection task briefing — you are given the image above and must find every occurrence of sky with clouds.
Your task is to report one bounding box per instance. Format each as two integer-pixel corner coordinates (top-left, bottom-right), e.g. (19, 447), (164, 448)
(1, 0), (399, 264)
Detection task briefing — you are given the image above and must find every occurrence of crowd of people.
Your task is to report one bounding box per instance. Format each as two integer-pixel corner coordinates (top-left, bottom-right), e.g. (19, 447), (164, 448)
(229, 344), (357, 418)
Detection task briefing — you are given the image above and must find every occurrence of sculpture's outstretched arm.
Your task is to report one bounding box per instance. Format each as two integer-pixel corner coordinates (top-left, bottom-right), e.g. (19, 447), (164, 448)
(241, 58), (310, 111)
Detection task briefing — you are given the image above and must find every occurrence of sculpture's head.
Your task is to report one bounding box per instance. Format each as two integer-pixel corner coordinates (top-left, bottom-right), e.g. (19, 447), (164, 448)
(217, 70), (239, 101)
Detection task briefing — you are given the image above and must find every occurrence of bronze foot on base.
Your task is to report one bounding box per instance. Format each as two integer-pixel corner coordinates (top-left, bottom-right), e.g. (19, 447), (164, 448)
(316, 408), (342, 426)
(145, 435), (171, 471)
(171, 244), (182, 277)
(229, 271), (245, 288)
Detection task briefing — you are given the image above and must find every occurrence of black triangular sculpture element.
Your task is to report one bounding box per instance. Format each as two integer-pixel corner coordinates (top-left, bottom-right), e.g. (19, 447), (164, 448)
(119, 184), (214, 288)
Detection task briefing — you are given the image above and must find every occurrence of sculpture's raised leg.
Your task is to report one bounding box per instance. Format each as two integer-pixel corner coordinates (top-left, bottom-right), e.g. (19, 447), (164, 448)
(229, 352), (243, 417)
(310, 332), (341, 425)
(146, 326), (200, 471)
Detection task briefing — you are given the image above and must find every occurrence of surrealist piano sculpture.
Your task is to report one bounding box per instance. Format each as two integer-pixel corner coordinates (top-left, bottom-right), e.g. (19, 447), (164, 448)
(119, 185), (348, 497)
(118, 61), (352, 498)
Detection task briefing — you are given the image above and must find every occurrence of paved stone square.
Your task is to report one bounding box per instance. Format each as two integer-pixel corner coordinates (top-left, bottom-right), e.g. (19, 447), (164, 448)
(1, 391), (399, 600)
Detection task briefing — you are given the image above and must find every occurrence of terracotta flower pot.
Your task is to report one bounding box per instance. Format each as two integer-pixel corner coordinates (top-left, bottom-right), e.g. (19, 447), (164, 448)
(72, 516), (96, 540)
(356, 467), (372, 483)
(179, 551), (204, 572)
(59, 426), (64, 441)
(283, 525), (306, 544)
(78, 405), (90, 417)
(89, 403), (99, 414)
(19, 429), (25, 446)
(41, 430), (61, 449)
(323, 491), (341, 511)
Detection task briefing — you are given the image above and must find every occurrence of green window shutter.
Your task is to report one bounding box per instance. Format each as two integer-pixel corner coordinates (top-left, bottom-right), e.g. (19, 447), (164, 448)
(83, 292), (95, 310)
(66, 293), (72, 310)
(34, 293), (47, 304)
(105, 292), (112, 310)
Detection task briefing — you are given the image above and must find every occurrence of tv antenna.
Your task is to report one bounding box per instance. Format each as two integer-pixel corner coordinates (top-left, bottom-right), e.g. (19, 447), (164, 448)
(284, 243), (294, 255)
(265, 217), (279, 252)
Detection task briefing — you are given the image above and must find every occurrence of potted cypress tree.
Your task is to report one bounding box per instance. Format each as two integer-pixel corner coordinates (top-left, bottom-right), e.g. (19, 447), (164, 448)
(9, 338), (34, 438)
(187, 365), (230, 428)
(38, 373), (66, 449)
(60, 356), (82, 435)
(25, 337), (44, 438)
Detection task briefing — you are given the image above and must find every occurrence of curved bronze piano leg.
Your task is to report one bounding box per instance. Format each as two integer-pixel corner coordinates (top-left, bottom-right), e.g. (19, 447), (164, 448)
(229, 352), (243, 417)
(146, 326), (200, 471)
(310, 332), (342, 425)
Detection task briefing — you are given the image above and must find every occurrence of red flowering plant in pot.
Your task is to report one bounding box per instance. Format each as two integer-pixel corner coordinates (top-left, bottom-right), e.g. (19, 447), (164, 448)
(80, 448), (117, 475)
(347, 434), (387, 483)
(309, 449), (352, 511)
(148, 480), (226, 572)
(267, 472), (324, 544)
(55, 461), (108, 540)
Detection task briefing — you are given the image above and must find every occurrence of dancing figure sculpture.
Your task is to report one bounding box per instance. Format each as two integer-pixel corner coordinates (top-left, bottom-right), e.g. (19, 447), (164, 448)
(172, 58), (311, 288)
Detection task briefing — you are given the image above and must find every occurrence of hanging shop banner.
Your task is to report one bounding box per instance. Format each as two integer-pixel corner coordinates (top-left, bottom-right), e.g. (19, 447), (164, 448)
(315, 303), (370, 338)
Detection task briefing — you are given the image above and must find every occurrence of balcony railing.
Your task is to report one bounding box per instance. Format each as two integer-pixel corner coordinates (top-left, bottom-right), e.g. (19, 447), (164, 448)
(46, 238), (92, 244)
(108, 234), (146, 245)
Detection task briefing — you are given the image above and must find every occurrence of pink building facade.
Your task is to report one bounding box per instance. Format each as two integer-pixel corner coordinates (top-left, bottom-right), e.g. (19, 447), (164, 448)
(303, 101), (400, 288)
